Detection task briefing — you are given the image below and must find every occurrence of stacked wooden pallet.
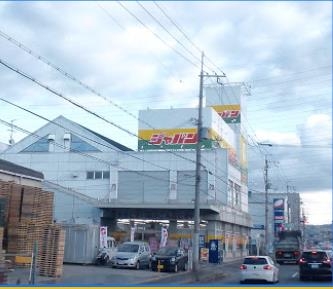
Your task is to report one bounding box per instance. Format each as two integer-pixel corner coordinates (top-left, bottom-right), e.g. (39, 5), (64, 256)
(0, 227), (6, 284)
(0, 182), (12, 226)
(0, 227), (3, 249)
(0, 180), (55, 268)
(39, 225), (65, 277)
(7, 221), (43, 258)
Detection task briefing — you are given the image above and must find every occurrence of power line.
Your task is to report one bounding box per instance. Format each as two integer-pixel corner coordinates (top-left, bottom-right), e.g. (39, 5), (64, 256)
(116, 1), (200, 69)
(136, 1), (202, 64)
(250, 65), (332, 83)
(0, 58), (207, 167)
(0, 99), (236, 200)
(152, 1), (226, 77)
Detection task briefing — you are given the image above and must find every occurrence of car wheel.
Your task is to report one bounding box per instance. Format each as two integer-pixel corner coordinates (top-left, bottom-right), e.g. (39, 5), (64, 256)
(136, 261), (140, 270)
(174, 264), (178, 273)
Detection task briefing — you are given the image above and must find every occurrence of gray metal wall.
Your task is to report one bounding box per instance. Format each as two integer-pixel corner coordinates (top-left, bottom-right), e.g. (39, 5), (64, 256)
(177, 170), (208, 203)
(118, 171), (170, 203)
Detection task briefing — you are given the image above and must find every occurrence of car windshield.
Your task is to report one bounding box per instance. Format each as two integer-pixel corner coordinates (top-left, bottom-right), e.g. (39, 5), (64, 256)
(302, 251), (327, 261)
(243, 257), (268, 265)
(118, 244), (139, 253)
(156, 247), (178, 256)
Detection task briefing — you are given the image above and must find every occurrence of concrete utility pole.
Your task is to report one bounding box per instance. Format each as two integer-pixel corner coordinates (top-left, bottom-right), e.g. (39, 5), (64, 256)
(264, 156), (269, 255)
(193, 51), (204, 277)
(258, 143), (272, 255)
(193, 52), (225, 278)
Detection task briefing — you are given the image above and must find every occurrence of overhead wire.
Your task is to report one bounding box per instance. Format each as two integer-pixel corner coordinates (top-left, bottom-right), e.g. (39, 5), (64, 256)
(116, 1), (200, 69)
(152, 1), (226, 77)
(0, 58), (210, 167)
(0, 101), (235, 201)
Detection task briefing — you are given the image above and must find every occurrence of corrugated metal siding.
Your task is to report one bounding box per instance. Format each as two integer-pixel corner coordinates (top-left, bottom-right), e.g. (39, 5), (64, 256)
(63, 224), (100, 264)
(177, 170), (208, 204)
(118, 171), (169, 203)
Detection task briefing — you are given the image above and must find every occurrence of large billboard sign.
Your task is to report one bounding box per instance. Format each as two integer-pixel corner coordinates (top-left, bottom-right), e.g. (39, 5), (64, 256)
(138, 128), (204, 150)
(210, 104), (241, 123)
(138, 128), (233, 151)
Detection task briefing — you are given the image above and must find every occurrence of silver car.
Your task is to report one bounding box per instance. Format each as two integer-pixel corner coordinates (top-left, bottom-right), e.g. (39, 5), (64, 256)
(110, 241), (151, 269)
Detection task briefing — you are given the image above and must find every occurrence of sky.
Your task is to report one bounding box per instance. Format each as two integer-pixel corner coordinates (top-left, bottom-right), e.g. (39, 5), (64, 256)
(0, 1), (331, 225)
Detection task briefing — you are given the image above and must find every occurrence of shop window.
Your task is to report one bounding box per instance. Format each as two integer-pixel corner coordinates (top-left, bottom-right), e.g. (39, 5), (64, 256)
(86, 170), (110, 180)
(95, 171), (102, 179)
(103, 171), (110, 179)
(87, 171), (94, 179)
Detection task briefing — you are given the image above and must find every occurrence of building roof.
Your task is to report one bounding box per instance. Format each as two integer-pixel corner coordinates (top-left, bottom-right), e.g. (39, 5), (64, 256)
(0, 158), (44, 179)
(80, 125), (133, 152)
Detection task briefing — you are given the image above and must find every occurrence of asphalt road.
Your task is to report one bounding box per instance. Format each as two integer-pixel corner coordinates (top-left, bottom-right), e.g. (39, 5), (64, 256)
(205, 262), (332, 286)
(5, 261), (333, 285)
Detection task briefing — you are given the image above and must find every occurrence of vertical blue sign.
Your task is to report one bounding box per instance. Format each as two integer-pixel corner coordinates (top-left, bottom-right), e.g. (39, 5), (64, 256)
(208, 239), (219, 263)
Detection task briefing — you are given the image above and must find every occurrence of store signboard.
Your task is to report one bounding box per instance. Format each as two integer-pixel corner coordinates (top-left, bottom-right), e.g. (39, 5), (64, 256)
(273, 198), (285, 235)
(210, 104), (241, 123)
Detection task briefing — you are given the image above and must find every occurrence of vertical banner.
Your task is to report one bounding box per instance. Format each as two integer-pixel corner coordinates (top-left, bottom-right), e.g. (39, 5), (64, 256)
(100, 226), (108, 248)
(160, 226), (168, 248)
(273, 198), (285, 237)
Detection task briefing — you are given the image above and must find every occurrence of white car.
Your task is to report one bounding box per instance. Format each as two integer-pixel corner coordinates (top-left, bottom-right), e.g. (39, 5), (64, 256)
(240, 255), (279, 284)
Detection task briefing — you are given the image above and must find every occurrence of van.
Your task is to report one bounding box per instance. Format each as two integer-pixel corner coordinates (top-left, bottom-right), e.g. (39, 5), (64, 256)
(110, 241), (151, 269)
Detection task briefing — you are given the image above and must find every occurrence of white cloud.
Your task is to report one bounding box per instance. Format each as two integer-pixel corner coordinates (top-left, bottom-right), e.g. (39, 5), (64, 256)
(300, 190), (332, 225)
(298, 114), (332, 145)
(255, 130), (301, 145)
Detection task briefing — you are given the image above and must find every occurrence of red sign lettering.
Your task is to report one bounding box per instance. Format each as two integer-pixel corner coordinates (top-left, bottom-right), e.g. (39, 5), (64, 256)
(149, 133), (198, 145)
(219, 110), (240, 119)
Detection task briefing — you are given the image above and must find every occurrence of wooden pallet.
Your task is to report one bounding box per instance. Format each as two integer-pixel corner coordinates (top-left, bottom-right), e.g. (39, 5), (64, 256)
(38, 225), (65, 277)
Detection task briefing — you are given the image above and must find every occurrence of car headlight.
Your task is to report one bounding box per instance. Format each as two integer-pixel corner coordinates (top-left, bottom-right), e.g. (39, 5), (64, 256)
(170, 257), (176, 263)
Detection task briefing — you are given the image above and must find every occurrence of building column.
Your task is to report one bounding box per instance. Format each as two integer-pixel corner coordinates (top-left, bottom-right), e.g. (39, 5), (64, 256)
(109, 165), (118, 201)
(168, 220), (177, 233)
(169, 170), (177, 200)
(207, 220), (224, 242)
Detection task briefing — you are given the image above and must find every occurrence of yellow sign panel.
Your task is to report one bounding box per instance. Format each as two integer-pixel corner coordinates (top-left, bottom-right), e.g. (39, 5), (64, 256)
(211, 104), (241, 123)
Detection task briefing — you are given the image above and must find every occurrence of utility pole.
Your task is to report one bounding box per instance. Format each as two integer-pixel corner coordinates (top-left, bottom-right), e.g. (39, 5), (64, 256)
(193, 52), (204, 278)
(193, 53), (225, 278)
(264, 156), (269, 255)
(258, 143), (272, 255)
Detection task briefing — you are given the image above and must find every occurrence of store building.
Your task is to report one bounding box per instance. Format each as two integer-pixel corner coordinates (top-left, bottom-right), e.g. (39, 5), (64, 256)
(1, 83), (252, 259)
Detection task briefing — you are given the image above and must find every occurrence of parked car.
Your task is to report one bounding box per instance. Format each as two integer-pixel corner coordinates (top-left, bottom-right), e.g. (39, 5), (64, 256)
(239, 256), (279, 284)
(151, 246), (188, 273)
(298, 250), (332, 281)
(110, 241), (151, 269)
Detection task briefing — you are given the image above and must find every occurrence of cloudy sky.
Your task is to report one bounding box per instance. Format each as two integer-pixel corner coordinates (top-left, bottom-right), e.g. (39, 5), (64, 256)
(0, 1), (331, 225)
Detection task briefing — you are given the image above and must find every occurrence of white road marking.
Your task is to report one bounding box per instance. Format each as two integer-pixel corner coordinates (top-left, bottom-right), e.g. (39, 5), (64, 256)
(292, 272), (298, 278)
